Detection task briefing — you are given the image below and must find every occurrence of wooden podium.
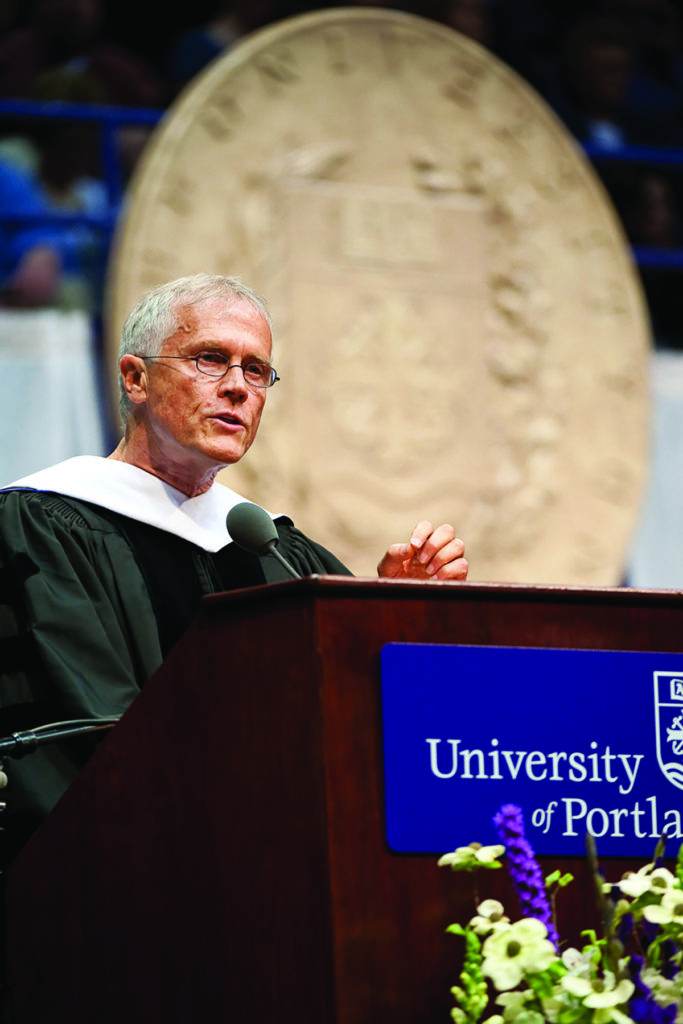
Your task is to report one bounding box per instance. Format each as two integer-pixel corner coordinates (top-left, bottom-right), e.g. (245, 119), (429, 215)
(5, 577), (683, 1023)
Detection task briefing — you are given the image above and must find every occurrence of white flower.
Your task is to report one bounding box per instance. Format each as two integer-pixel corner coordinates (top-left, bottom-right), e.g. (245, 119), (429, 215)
(642, 887), (683, 926)
(470, 899), (510, 935)
(612, 865), (676, 899)
(561, 971), (634, 1009)
(561, 947), (594, 977)
(475, 844), (506, 864)
(495, 994), (545, 1024)
(512, 1014), (545, 1024)
(482, 918), (557, 990)
(643, 868), (676, 895)
(438, 843), (505, 871)
(562, 976), (593, 998)
(642, 967), (683, 1022)
(541, 992), (571, 1024)
(642, 965), (677, 1000)
(594, 1008), (636, 1024)
(496, 990), (535, 1020)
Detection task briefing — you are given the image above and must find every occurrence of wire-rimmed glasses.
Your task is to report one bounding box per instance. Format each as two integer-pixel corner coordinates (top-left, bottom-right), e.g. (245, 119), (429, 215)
(137, 352), (279, 388)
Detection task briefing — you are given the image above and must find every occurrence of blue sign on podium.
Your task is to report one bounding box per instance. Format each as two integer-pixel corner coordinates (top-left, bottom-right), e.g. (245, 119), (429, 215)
(380, 643), (683, 857)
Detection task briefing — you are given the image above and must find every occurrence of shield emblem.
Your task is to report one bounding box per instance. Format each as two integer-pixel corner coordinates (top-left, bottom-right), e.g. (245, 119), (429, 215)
(654, 672), (683, 791)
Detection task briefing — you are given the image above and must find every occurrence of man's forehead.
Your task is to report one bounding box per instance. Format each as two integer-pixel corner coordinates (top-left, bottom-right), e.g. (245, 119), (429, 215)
(174, 296), (267, 327)
(166, 297), (272, 350)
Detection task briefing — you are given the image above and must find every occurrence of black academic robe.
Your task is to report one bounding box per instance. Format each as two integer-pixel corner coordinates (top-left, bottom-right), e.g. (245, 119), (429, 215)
(0, 488), (351, 858)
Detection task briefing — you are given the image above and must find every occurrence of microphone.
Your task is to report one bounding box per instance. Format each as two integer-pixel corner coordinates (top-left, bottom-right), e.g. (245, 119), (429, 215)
(226, 502), (301, 580)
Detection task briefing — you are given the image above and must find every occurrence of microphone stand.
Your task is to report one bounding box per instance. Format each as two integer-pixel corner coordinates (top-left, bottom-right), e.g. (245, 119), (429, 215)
(0, 716), (120, 761)
(0, 717), (121, 867)
(262, 539), (301, 580)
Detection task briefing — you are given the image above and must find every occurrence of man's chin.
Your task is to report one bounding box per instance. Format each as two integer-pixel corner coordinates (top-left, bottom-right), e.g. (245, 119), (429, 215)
(199, 440), (250, 467)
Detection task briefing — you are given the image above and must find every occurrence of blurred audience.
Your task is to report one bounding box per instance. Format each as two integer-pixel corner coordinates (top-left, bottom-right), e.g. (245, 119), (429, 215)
(0, 152), (106, 311)
(0, 65), (115, 312)
(0, 0), (167, 190)
(0, 0), (683, 326)
(167, 0), (279, 96)
(0, 0), (165, 107)
(543, 13), (680, 149)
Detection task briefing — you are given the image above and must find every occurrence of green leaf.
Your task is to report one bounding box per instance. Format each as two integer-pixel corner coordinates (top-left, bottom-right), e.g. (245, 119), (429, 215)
(676, 843), (683, 888)
(653, 834), (668, 863)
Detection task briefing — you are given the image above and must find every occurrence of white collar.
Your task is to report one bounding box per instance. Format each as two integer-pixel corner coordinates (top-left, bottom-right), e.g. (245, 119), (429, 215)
(4, 456), (280, 553)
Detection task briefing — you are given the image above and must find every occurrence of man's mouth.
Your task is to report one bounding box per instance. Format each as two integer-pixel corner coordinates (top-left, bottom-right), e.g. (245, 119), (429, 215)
(212, 413), (246, 429)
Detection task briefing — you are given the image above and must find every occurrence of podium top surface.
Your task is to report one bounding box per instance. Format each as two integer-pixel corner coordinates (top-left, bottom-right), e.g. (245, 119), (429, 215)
(202, 574), (683, 611)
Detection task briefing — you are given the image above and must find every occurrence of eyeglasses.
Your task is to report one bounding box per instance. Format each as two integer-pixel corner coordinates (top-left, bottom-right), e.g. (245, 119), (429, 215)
(137, 352), (280, 388)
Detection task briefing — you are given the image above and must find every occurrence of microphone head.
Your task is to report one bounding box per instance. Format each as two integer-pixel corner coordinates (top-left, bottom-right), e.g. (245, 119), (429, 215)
(226, 501), (279, 555)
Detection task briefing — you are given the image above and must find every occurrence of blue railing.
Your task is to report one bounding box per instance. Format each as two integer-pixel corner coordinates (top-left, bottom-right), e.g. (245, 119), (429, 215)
(0, 98), (163, 209)
(584, 140), (683, 271)
(2, 99), (683, 271)
(583, 140), (683, 167)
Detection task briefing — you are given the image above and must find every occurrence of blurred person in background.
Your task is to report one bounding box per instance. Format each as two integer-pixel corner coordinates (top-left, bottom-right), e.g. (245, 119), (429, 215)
(0, 77), (108, 311)
(599, 0), (683, 121)
(440, 0), (492, 48)
(623, 170), (683, 348)
(0, 179), (105, 310)
(627, 171), (682, 250)
(544, 13), (680, 149)
(167, 0), (279, 96)
(492, 0), (558, 90)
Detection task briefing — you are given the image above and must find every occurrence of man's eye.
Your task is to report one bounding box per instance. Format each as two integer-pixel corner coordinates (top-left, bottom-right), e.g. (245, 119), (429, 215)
(198, 352), (226, 365)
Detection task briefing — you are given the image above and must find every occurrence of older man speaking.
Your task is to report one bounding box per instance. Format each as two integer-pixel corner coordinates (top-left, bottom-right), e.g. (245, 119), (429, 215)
(0, 273), (467, 853)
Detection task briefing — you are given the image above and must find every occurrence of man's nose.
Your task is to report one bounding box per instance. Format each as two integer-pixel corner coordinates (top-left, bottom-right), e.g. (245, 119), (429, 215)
(218, 364), (249, 396)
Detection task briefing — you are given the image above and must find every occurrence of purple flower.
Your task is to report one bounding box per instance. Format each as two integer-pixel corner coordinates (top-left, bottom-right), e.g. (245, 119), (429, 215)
(628, 954), (678, 1024)
(660, 942), (679, 980)
(617, 910), (634, 945)
(493, 804), (559, 950)
(642, 919), (660, 947)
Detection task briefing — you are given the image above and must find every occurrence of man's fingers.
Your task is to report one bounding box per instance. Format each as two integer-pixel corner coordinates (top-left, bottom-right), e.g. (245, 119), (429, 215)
(414, 523), (456, 566)
(377, 542), (412, 577)
(384, 543), (412, 562)
(422, 536), (466, 576)
(434, 555), (469, 581)
(409, 520), (434, 551)
(377, 524), (468, 581)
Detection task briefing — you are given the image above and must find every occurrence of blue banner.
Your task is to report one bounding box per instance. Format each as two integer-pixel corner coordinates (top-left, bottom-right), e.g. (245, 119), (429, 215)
(380, 643), (683, 857)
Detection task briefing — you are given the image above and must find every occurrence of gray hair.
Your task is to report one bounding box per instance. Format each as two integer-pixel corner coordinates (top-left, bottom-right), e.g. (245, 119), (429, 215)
(117, 273), (272, 424)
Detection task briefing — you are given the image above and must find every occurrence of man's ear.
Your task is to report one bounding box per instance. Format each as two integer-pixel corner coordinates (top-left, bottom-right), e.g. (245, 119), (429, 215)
(119, 355), (148, 407)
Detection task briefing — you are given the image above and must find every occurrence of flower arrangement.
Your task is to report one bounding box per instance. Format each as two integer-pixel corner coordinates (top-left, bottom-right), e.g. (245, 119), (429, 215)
(438, 804), (683, 1024)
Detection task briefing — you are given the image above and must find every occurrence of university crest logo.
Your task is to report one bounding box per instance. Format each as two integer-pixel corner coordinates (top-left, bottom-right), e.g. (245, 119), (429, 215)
(654, 671), (683, 791)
